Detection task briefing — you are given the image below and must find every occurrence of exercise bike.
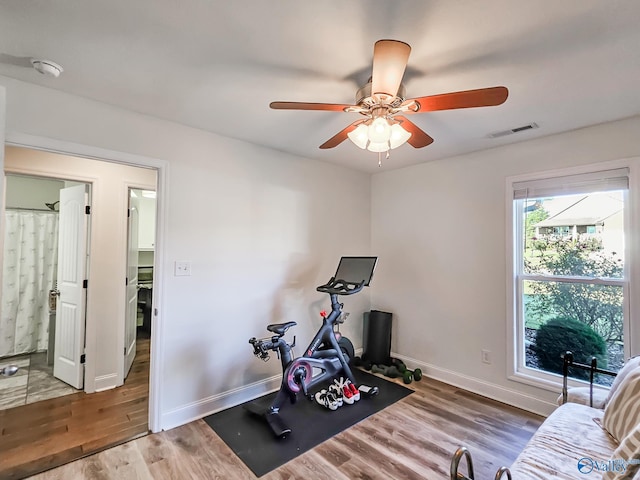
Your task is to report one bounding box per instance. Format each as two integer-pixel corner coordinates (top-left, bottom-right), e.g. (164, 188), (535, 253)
(246, 256), (377, 438)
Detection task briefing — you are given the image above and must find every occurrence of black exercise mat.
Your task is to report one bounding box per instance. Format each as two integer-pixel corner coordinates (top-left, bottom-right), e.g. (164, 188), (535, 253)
(204, 369), (412, 477)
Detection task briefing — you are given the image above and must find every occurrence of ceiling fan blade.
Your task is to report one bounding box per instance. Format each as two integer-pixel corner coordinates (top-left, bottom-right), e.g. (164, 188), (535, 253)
(405, 86), (508, 113)
(270, 101), (356, 112)
(395, 116), (434, 148)
(371, 39), (411, 99)
(319, 120), (365, 149)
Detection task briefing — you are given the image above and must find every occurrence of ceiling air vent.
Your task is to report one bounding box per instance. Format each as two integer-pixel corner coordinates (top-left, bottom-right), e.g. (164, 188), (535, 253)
(488, 122), (539, 138)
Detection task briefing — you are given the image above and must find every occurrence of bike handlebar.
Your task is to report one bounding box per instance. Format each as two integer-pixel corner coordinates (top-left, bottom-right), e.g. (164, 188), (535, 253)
(316, 277), (365, 295)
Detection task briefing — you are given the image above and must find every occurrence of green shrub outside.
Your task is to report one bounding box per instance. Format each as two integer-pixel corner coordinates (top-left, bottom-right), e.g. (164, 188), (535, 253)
(533, 316), (607, 379)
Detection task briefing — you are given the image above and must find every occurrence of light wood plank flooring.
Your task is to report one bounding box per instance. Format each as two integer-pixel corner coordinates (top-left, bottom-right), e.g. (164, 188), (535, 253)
(26, 372), (544, 480)
(0, 336), (150, 480)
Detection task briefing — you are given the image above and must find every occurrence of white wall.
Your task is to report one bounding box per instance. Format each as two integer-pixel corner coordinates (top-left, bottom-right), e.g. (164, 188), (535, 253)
(5, 175), (64, 209)
(0, 75), (372, 430)
(371, 115), (640, 415)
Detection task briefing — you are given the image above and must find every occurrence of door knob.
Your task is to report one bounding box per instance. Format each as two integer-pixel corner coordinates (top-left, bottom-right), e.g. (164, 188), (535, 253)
(49, 289), (60, 310)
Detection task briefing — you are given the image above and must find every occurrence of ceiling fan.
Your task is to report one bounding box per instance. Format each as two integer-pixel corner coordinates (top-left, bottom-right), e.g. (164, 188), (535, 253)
(270, 40), (508, 154)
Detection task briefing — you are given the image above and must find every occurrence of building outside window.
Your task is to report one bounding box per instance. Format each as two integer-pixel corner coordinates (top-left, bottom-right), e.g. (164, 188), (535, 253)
(509, 166), (633, 388)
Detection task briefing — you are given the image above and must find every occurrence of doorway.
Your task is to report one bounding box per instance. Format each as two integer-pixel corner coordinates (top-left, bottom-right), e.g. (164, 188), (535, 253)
(0, 145), (159, 477)
(0, 174), (90, 410)
(125, 188), (156, 379)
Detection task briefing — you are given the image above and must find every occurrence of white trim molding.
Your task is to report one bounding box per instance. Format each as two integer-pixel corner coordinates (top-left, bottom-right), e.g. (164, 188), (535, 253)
(160, 375), (282, 432)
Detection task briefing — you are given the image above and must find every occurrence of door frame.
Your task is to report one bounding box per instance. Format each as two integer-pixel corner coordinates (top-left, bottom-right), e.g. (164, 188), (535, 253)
(2, 132), (167, 433)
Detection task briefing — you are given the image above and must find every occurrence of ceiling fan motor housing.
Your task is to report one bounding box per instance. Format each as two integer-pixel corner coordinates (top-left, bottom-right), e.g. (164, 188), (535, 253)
(356, 81), (406, 110)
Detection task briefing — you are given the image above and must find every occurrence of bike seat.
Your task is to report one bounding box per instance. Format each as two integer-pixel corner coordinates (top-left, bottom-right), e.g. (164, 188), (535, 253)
(267, 321), (297, 336)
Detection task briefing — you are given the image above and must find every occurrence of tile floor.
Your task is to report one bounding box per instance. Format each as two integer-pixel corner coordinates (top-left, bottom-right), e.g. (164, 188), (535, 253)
(0, 351), (80, 411)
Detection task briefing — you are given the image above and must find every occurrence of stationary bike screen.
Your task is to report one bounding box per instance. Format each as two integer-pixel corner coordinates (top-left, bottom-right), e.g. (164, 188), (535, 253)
(333, 256), (377, 286)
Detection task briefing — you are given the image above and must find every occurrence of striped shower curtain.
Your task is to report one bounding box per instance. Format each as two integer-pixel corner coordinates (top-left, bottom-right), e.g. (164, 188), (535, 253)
(0, 210), (59, 357)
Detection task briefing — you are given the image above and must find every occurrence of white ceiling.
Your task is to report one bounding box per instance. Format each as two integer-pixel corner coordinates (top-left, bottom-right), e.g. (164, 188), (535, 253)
(1, 1), (639, 173)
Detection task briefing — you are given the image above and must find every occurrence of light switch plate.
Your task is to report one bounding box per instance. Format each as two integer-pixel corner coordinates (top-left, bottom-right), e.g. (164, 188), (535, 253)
(174, 261), (191, 276)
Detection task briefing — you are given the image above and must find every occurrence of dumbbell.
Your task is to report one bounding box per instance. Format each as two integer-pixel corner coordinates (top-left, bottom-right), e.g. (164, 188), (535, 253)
(400, 368), (423, 384)
(390, 358), (422, 384)
(371, 364), (402, 379)
(353, 356), (373, 370)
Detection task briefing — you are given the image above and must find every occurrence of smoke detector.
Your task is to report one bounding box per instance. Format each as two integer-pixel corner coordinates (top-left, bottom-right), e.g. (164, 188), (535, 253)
(30, 59), (64, 78)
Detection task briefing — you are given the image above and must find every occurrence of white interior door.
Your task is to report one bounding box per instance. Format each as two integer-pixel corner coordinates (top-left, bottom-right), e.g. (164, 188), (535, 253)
(53, 184), (88, 389)
(124, 191), (139, 378)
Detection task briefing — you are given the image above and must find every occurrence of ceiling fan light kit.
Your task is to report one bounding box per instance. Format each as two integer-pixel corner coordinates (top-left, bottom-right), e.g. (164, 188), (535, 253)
(270, 39), (509, 163)
(347, 119), (412, 151)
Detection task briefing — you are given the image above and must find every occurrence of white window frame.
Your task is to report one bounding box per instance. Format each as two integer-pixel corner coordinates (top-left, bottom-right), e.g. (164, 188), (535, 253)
(506, 159), (640, 392)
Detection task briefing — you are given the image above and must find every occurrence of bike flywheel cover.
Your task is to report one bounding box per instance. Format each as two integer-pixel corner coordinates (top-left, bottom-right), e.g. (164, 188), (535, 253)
(286, 360), (313, 393)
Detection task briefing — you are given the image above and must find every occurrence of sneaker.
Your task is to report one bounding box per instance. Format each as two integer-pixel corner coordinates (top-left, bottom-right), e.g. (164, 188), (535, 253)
(333, 376), (350, 391)
(348, 382), (360, 401)
(342, 385), (355, 404)
(328, 384), (344, 407)
(315, 389), (339, 410)
(325, 391), (339, 410)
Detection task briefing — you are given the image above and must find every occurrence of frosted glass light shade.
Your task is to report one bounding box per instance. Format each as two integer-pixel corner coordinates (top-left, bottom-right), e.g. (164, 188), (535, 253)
(347, 124), (369, 149)
(346, 117), (410, 153)
(367, 141), (390, 152)
(368, 117), (392, 143)
(389, 124), (411, 149)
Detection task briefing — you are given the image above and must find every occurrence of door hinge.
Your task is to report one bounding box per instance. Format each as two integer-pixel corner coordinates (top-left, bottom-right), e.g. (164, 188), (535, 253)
(124, 347), (127, 355)
(83, 279), (88, 289)
(125, 277), (128, 286)
(128, 208), (130, 218)
(85, 205), (91, 215)
(80, 354), (86, 364)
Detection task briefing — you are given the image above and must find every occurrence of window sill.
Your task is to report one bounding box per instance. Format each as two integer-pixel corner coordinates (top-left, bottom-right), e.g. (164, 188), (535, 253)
(509, 368), (610, 395)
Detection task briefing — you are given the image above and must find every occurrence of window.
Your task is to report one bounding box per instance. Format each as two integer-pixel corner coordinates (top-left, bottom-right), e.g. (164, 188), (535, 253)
(509, 167), (632, 387)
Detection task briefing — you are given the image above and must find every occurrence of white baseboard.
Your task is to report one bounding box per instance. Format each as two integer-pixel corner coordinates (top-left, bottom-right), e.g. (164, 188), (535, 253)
(161, 348), (365, 431)
(94, 373), (119, 392)
(160, 375), (281, 431)
(160, 348), (556, 432)
(391, 352), (557, 417)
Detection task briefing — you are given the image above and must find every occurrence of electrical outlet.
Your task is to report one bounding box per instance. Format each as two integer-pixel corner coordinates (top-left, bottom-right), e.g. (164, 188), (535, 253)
(481, 349), (492, 365)
(174, 261), (191, 276)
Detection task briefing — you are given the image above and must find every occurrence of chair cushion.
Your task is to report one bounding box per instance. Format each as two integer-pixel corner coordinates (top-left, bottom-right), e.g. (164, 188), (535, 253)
(557, 387), (607, 409)
(509, 403), (617, 479)
(603, 368), (640, 442)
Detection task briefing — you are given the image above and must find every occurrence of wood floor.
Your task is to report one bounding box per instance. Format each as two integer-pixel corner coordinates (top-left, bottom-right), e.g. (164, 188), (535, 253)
(0, 336), (150, 480)
(25, 371), (544, 480)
